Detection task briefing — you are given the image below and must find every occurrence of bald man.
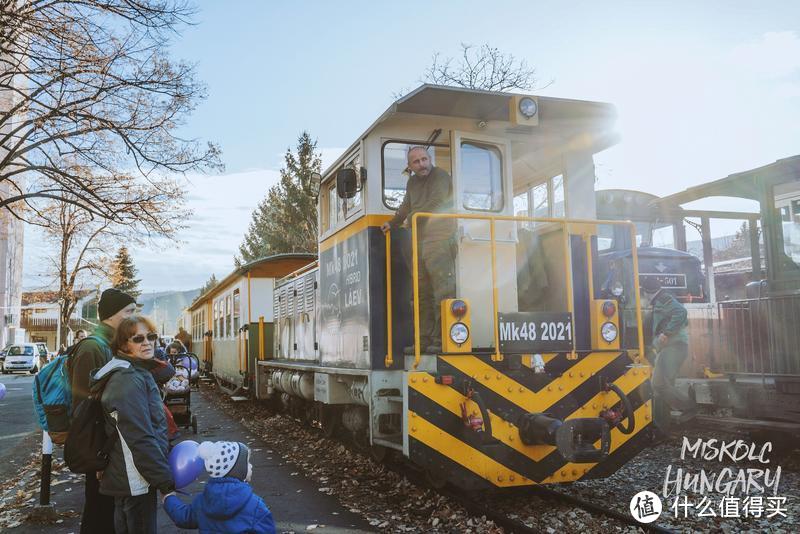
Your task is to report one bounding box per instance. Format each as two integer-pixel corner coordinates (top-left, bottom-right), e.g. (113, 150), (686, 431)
(381, 146), (456, 352)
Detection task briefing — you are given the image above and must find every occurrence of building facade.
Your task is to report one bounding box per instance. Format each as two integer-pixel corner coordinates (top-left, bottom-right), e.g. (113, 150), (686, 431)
(0, 36), (26, 349)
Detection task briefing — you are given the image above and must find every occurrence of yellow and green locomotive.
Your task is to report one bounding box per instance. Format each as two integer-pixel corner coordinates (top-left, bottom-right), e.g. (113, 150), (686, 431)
(253, 85), (653, 489)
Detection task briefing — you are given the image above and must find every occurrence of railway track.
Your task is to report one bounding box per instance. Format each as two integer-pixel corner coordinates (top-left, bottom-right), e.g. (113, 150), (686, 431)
(210, 387), (680, 533)
(436, 480), (676, 534)
(379, 448), (676, 534)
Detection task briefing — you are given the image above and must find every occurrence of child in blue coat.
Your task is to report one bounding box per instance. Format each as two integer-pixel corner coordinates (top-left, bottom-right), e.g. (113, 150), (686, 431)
(163, 441), (275, 534)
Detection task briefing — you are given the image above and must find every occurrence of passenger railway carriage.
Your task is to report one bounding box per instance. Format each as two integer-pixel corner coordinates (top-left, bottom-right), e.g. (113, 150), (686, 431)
(185, 254), (316, 393)
(204, 85), (656, 489)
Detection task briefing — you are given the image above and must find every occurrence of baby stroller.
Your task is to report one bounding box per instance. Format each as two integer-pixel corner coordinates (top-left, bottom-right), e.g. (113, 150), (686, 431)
(164, 352), (200, 434)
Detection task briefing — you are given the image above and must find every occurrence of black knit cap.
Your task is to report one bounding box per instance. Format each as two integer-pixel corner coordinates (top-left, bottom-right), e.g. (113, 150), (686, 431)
(98, 288), (137, 320)
(641, 277), (661, 294)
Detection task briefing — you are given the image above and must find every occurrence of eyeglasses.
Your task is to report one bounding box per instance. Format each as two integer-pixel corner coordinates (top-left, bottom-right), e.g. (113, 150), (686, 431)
(130, 333), (159, 344)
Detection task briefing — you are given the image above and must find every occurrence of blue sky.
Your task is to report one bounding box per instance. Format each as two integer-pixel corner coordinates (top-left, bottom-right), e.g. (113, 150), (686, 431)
(23, 1), (800, 293)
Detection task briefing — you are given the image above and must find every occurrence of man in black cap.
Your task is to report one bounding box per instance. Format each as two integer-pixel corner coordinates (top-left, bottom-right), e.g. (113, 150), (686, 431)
(642, 277), (698, 434)
(68, 288), (137, 533)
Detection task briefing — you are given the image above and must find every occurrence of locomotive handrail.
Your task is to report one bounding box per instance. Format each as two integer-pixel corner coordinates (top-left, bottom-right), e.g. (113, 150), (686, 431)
(405, 212), (646, 369)
(384, 230), (393, 368)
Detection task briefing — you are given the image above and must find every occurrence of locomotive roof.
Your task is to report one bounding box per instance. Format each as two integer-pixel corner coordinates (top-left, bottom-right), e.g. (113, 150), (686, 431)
(188, 253), (317, 311)
(321, 84), (617, 180)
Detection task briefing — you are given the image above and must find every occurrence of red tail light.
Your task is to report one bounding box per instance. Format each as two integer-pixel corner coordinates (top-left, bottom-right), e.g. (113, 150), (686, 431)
(450, 300), (467, 318)
(602, 301), (616, 317)
(435, 374), (454, 385)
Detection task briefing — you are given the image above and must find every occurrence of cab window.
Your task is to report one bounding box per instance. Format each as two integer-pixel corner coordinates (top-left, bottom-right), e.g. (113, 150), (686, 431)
(382, 141), (450, 210)
(532, 182), (549, 217)
(461, 142), (503, 211)
(774, 182), (800, 272)
(325, 183), (344, 231)
(597, 224), (615, 251)
(515, 174), (565, 220)
(552, 175), (565, 217)
(343, 153), (362, 219)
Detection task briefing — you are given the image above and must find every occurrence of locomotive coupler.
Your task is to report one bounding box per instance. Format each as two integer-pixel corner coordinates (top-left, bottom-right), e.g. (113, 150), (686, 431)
(517, 413), (611, 463)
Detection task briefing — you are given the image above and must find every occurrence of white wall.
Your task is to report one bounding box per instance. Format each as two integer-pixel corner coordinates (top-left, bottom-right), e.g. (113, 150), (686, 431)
(248, 277), (275, 323)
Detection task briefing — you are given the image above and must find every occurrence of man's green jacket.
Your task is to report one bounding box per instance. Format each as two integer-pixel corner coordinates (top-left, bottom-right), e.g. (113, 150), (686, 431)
(67, 322), (114, 406)
(651, 290), (689, 345)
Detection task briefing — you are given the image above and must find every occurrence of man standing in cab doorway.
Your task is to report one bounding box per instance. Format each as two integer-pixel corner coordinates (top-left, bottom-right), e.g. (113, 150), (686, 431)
(642, 277), (698, 435)
(381, 145), (456, 353)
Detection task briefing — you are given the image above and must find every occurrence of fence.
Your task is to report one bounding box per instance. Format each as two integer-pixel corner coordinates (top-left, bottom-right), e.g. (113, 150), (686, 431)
(715, 294), (800, 376)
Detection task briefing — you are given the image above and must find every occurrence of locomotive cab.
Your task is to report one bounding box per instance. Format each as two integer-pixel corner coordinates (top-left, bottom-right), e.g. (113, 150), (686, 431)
(268, 85), (653, 490)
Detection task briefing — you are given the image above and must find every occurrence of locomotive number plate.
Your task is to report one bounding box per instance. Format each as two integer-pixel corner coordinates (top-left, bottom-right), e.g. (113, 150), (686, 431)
(639, 273), (687, 289)
(497, 312), (574, 353)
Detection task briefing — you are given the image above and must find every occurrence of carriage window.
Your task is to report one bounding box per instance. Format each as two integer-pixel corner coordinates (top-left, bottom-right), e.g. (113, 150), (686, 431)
(225, 295), (232, 338)
(461, 142), (503, 211)
(382, 141), (450, 210)
(233, 289), (240, 333)
(213, 301), (219, 338)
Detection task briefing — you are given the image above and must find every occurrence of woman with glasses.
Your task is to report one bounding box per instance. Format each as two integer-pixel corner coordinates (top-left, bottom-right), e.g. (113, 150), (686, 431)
(90, 315), (175, 534)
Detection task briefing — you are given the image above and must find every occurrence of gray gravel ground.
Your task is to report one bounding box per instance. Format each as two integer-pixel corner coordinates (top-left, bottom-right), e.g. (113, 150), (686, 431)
(551, 429), (798, 533)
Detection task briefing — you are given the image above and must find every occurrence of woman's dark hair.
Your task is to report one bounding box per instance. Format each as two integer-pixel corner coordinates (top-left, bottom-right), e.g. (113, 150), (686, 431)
(112, 315), (157, 354)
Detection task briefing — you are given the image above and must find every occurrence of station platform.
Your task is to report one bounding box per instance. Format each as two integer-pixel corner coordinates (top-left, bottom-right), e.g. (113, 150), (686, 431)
(3, 385), (373, 533)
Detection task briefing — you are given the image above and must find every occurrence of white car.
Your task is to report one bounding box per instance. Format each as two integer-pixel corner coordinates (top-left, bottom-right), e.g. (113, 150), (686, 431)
(2, 343), (41, 374)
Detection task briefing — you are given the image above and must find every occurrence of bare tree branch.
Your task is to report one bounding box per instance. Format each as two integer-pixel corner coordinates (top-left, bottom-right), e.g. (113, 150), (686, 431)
(420, 43), (552, 93)
(38, 165), (188, 342)
(0, 0), (222, 224)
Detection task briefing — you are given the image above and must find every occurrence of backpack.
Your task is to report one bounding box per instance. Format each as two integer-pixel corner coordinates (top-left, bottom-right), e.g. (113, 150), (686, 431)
(64, 375), (120, 474)
(31, 336), (101, 445)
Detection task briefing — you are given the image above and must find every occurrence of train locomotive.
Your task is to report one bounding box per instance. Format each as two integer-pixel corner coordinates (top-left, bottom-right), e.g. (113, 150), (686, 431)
(198, 85), (657, 489)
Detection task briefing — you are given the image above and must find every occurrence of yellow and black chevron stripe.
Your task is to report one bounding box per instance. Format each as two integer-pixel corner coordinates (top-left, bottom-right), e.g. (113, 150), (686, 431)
(407, 351), (653, 489)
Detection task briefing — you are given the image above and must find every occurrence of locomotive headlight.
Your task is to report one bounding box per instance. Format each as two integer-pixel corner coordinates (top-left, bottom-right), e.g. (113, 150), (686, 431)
(610, 280), (624, 297)
(519, 97), (537, 118)
(601, 322), (618, 343)
(449, 322), (469, 345)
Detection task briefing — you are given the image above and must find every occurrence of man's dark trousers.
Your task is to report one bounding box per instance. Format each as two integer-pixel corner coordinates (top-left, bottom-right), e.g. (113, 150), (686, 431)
(418, 238), (457, 346)
(652, 341), (696, 432)
(82, 473), (115, 533)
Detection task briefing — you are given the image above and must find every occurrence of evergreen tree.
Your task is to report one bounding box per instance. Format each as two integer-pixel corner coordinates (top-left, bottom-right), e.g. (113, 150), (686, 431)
(237, 132), (321, 264)
(110, 247), (142, 298)
(200, 274), (219, 295)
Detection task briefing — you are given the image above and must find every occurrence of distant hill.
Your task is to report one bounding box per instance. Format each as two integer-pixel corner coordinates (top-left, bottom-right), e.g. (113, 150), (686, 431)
(138, 289), (200, 335)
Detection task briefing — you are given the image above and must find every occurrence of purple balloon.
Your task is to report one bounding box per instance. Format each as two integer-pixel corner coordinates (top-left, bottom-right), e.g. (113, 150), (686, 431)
(0, 382), (6, 401)
(169, 440), (204, 489)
